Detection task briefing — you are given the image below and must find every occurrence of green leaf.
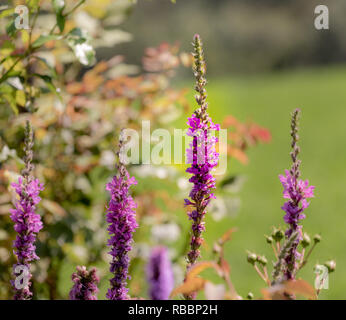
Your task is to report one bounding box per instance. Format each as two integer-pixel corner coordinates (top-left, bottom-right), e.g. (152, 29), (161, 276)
(0, 83), (15, 94)
(28, 0), (40, 11)
(57, 12), (65, 32)
(0, 8), (14, 19)
(35, 74), (52, 83)
(34, 73), (62, 100)
(35, 57), (58, 79)
(52, 0), (66, 32)
(6, 17), (18, 37)
(0, 40), (16, 52)
(0, 70), (22, 83)
(15, 90), (26, 107)
(67, 28), (88, 42)
(32, 34), (61, 48)
(2, 92), (18, 115)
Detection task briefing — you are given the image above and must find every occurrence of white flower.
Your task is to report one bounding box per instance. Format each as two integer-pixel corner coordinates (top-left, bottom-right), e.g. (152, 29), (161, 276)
(74, 42), (95, 66)
(172, 264), (184, 286)
(177, 177), (189, 190)
(132, 165), (176, 179)
(131, 243), (151, 259)
(209, 197), (241, 221)
(100, 150), (116, 169)
(156, 167), (168, 179)
(204, 282), (226, 300)
(54, 0), (65, 9)
(151, 223), (180, 243)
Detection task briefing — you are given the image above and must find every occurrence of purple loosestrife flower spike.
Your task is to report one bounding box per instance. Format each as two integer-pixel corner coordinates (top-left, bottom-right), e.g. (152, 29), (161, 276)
(185, 35), (220, 274)
(279, 109), (315, 280)
(69, 266), (100, 300)
(147, 246), (174, 300)
(105, 131), (138, 300)
(10, 121), (44, 300)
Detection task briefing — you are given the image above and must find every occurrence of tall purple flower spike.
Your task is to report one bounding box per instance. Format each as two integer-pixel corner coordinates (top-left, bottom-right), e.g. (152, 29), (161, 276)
(147, 246), (174, 300)
(105, 131), (138, 300)
(184, 35), (219, 299)
(69, 266), (99, 300)
(10, 121), (44, 300)
(279, 109), (315, 280)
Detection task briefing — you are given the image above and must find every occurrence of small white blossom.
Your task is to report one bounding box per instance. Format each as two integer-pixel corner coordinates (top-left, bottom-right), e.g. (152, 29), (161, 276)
(151, 223), (180, 243)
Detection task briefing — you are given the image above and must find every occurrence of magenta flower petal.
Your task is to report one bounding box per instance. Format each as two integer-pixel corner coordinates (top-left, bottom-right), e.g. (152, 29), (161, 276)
(69, 266), (99, 300)
(106, 168), (138, 300)
(147, 246), (174, 300)
(279, 109), (315, 280)
(184, 35), (220, 284)
(11, 177), (44, 300)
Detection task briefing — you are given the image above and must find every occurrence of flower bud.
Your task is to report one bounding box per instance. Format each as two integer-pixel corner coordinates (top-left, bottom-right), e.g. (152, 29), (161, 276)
(247, 252), (257, 265)
(257, 255), (267, 266)
(301, 233), (311, 248)
(265, 235), (273, 244)
(324, 260), (336, 273)
(272, 228), (284, 242)
(247, 292), (254, 300)
(313, 234), (322, 244)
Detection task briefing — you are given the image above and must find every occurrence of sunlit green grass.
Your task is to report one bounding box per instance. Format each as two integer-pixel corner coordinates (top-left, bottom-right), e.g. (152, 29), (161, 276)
(186, 65), (346, 299)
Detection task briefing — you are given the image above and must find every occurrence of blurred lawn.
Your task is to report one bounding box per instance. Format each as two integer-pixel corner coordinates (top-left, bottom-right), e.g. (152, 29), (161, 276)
(181, 65), (346, 299)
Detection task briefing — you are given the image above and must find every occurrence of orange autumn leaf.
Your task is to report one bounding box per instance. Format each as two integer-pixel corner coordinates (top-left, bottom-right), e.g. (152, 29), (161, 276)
(223, 115), (239, 127)
(261, 284), (287, 300)
(285, 279), (317, 300)
(170, 261), (221, 298)
(228, 147), (249, 165)
(170, 278), (206, 298)
(220, 257), (230, 275)
(262, 279), (317, 300)
(187, 261), (221, 280)
(220, 228), (237, 244)
(66, 82), (84, 94)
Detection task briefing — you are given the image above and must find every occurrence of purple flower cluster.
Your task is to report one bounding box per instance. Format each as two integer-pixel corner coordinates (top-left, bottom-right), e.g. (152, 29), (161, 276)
(184, 35), (220, 272)
(105, 167), (138, 300)
(279, 109), (315, 280)
(279, 170), (315, 232)
(10, 176), (44, 299)
(185, 114), (219, 264)
(69, 266), (99, 300)
(279, 170), (314, 279)
(147, 246), (174, 300)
